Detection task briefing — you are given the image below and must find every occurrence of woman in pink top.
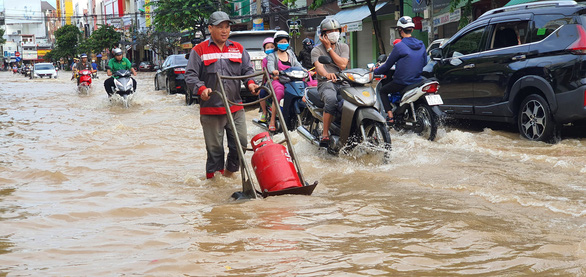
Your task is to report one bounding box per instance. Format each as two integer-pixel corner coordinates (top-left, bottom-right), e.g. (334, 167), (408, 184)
(266, 31), (302, 131)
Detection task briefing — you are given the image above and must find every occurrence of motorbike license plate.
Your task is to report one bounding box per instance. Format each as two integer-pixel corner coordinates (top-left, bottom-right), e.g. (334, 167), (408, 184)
(425, 94), (443, 106)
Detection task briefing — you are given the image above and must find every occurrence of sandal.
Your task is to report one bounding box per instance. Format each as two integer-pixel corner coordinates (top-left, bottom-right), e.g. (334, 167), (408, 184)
(268, 124), (276, 132)
(319, 136), (330, 147)
(386, 115), (395, 126)
(259, 113), (267, 123)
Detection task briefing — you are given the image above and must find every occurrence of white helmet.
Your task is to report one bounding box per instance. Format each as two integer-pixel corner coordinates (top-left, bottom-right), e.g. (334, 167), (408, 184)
(397, 16), (415, 29)
(273, 30), (290, 43)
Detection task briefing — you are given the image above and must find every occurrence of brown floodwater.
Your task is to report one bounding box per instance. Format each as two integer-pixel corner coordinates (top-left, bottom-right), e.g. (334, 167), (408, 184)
(0, 70), (585, 276)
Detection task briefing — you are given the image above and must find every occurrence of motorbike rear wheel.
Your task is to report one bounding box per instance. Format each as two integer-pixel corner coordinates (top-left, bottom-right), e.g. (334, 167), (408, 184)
(414, 104), (438, 141)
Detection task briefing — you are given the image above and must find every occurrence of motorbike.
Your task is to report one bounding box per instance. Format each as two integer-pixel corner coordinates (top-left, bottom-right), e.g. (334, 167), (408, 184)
(252, 67), (310, 132)
(373, 55), (443, 141)
(78, 69), (93, 95)
(109, 69), (135, 108)
(297, 56), (391, 154)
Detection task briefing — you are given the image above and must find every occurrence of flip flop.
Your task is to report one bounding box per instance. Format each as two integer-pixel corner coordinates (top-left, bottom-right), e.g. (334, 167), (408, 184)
(319, 136), (330, 147)
(269, 124), (276, 132)
(386, 116), (395, 126)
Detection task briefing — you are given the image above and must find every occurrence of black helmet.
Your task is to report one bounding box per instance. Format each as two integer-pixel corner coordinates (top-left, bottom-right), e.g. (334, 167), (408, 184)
(302, 38), (314, 46)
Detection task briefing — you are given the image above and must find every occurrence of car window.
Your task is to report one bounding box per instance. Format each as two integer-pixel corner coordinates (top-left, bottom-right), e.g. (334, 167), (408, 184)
(446, 27), (485, 58)
(172, 55), (188, 66)
(229, 35), (269, 51)
(162, 57), (171, 68)
(35, 64), (54, 70)
(490, 21), (529, 49)
(529, 14), (573, 43)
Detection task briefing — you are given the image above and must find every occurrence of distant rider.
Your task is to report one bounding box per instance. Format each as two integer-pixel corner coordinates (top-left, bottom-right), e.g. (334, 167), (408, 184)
(373, 16), (426, 124)
(75, 54), (96, 85)
(104, 48), (137, 97)
(311, 18), (350, 147)
(266, 31), (303, 131)
(297, 38), (314, 69)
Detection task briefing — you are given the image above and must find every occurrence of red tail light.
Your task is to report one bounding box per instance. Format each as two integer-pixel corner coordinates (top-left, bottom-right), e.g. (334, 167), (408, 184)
(174, 67), (186, 74)
(568, 25), (586, 55)
(422, 83), (439, 93)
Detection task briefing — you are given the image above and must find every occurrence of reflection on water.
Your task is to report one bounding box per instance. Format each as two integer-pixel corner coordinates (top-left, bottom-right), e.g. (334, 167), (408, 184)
(0, 71), (585, 275)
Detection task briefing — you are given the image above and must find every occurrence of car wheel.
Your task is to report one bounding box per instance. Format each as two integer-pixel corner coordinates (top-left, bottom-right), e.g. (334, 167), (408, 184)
(517, 94), (559, 143)
(166, 79), (171, 94)
(185, 90), (193, 105)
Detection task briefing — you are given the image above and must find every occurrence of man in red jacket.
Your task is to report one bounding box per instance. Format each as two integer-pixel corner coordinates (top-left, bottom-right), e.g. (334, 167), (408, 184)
(185, 11), (259, 179)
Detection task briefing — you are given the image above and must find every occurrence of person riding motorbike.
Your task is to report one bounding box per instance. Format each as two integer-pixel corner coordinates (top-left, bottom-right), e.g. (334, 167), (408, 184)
(266, 31), (303, 131)
(372, 16), (426, 125)
(297, 38), (314, 69)
(104, 48), (137, 97)
(310, 18), (350, 147)
(75, 54), (96, 85)
(258, 37), (275, 124)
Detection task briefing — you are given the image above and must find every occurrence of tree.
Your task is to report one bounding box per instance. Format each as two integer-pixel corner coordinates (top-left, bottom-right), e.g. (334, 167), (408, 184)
(147, 0), (221, 43)
(0, 28), (6, 45)
(54, 25), (82, 60)
(89, 24), (121, 54)
(138, 28), (181, 61)
(286, 0), (387, 54)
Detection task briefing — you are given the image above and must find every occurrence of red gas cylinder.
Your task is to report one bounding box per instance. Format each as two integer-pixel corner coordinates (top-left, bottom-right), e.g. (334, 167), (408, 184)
(251, 132), (302, 193)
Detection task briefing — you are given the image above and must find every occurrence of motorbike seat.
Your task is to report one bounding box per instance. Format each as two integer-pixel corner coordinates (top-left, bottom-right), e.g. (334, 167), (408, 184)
(306, 87), (324, 108)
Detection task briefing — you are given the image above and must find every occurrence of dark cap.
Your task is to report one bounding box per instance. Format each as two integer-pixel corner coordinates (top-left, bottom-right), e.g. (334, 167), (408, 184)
(209, 11), (234, 26)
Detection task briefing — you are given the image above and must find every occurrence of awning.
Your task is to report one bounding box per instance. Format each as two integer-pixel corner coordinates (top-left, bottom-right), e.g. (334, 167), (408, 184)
(504, 0), (537, 6)
(331, 3), (387, 32)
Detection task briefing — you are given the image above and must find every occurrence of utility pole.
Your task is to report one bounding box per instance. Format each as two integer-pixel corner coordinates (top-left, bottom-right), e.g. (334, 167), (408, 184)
(428, 0), (435, 45)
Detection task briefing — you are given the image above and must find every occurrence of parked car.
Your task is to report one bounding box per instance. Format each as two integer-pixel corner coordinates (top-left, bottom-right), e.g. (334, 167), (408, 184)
(228, 30), (277, 102)
(427, 0), (586, 142)
(154, 54), (189, 95)
(138, 61), (155, 72)
(32, 63), (58, 79)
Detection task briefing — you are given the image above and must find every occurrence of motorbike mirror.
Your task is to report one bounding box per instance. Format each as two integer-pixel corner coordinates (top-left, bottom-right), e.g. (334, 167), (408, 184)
(430, 48), (442, 61)
(318, 55), (333, 65)
(377, 54), (387, 63)
(366, 63), (375, 70)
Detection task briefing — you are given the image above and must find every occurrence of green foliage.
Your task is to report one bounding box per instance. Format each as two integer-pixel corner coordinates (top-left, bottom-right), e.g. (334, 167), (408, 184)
(54, 25), (82, 59)
(0, 28), (6, 45)
(89, 25), (121, 53)
(450, 0), (473, 29)
(147, 0), (223, 42)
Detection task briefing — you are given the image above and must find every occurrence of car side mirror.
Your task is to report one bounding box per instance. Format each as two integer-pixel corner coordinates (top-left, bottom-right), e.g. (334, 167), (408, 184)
(185, 53), (190, 60)
(318, 55), (333, 65)
(377, 54), (387, 63)
(430, 48), (442, 61)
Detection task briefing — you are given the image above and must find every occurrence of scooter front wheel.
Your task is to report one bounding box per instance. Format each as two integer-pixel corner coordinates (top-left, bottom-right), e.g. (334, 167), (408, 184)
(362, 121), (392, 150)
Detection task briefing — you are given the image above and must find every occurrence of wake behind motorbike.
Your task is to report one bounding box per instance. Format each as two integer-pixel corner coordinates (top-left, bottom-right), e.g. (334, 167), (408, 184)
(297, 56), (391, 155)
(109, 69), (135, 108)
(252, 67), (309, 133)
(78, 69), (92, 96)
(374, 55), (443, 141)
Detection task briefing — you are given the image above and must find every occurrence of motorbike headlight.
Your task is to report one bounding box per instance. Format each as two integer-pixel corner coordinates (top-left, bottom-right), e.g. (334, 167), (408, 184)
(285, 70), (308, 79)
(342, 72), (373, 84)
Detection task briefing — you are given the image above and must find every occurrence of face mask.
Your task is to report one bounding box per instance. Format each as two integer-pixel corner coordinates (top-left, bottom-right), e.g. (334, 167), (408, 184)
(327, 32), (340, 44)
(265, 48), (275, 55)
(277, 43), (289, 51)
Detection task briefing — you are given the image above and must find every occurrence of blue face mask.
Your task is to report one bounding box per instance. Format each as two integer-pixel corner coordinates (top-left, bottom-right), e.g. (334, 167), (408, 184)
(265, 48), (275, 55)
(277, 43), (289, 51)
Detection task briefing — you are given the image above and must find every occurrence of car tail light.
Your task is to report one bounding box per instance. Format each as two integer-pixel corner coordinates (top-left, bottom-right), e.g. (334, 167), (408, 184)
(568, 25), (586, 55)
(174, 67), (186, 74)
(422, 83), (439, 93)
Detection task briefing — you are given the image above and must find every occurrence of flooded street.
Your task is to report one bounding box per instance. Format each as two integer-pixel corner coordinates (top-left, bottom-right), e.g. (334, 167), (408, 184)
(1, 70), (585, 276)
